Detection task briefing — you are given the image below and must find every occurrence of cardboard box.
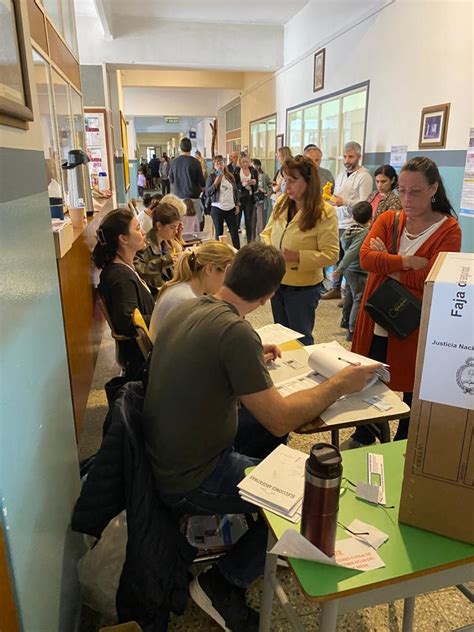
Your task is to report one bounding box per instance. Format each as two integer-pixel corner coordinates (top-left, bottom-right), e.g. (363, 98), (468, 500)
(399, 252), (474, 544)
(51, 218), (73, 258)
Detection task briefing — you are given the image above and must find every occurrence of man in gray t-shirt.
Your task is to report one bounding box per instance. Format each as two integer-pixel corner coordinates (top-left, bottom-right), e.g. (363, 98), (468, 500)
(304, 143), (335, 190)
(142, 242), (381, 631)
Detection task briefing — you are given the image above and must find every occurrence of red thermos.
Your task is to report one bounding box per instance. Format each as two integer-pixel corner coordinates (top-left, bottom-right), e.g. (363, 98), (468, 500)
(300, 443), (342, 557)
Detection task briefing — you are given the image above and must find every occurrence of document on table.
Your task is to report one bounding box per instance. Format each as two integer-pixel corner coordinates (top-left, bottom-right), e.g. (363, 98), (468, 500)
(270, 529), (385, 571)
(344, 519), (389, 550)
(256, 324), (304, 346)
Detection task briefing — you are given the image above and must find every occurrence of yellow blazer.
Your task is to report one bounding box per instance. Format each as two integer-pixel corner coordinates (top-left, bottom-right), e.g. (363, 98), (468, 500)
(261, 198), (339, 286)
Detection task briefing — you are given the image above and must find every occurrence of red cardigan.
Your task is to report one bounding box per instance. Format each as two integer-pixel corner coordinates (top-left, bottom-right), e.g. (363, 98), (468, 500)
(352, 210), (462, 392)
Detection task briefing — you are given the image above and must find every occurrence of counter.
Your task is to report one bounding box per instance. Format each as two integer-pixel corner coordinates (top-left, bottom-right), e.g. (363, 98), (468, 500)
(56, 198), (113, 438)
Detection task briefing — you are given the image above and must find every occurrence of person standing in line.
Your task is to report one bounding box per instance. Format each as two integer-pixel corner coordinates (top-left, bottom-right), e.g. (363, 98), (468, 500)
(303, 144), (335, 190)
(251, 159), (273, 239)
(148, 153), (161, 190)
(194, 150), (208, 180)
(237, 156), (258, 242)
(367, 164), (402, 221)
(321, 141), (373, 300)
(227, 151), (240, 178)
(182, 198), (200, 234)
(159, 153), (171, 195)
(271, 146), (293, 203)
(168, 137), (206, 228)
(136, 167), (146, 199)
(205, 155), (240, 249)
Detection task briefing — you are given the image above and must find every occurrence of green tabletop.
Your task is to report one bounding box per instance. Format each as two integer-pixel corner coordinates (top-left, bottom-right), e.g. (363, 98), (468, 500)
(262, 441), (474, 600)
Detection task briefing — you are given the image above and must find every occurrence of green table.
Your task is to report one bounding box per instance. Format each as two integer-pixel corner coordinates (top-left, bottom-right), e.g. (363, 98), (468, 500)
(259, 441), (474, 631)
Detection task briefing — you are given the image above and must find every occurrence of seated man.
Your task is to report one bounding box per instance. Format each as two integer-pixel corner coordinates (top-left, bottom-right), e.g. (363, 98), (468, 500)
(142, 242), (380, 632)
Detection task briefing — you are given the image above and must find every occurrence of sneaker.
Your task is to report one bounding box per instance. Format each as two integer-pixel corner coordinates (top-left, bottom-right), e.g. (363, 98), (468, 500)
(340, 319), (349, 329)
(346, 330), (353, 342)
(321, 288), (341, 300)
(190, 567), (259, 632)
(340, 437), (368, 450)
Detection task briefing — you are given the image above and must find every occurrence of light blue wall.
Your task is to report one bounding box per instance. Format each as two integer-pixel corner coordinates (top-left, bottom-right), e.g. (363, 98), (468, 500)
(0, 148), (83, 631)
(129, 159), (139, 199)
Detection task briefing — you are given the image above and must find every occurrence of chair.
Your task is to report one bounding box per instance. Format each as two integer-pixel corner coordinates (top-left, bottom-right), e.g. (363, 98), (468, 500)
(97, 294), (132, 370)
(131, 308), (153, 362)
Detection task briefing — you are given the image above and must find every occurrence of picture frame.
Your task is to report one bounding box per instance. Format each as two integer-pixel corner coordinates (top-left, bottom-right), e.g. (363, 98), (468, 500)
(418, 103), (450, 149)
(313, 48), (325, 93)
(276, 133), (284, 152)
(0, 0), (34, 129)
(120, 112), (130, 192)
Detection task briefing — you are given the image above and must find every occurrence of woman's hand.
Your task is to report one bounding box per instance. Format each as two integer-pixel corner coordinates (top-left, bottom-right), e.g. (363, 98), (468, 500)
(263, 344), (281, 364)
(402, 255), (429, 270)
(235, 206), (240, 215)
(249, 178), (257, 186)
(332, 269), (341, 280)
(369, 237), (388, 252)
(281, 248), (299, 263)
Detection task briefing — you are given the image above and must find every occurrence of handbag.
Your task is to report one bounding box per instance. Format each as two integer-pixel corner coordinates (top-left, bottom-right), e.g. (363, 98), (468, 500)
(364, 212), (422, 340)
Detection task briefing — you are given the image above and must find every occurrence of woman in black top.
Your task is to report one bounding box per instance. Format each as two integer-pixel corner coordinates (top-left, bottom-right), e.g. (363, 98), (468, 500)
(92, 208), (155, 378)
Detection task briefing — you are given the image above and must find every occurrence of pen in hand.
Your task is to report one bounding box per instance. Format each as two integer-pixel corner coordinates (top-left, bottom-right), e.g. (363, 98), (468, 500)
(337, 356), (360, 367)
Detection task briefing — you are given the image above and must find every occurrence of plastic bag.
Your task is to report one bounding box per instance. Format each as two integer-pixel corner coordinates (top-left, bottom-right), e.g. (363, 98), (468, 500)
(77, 512), (127, 620)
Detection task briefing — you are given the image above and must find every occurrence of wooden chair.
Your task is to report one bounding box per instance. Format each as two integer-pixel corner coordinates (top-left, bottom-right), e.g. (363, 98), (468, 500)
(97, 294), (132, 369)
(131, 308), (153, 362)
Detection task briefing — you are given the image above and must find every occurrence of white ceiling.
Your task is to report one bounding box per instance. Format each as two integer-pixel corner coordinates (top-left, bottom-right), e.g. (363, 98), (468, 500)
(74, 0), (310, 26)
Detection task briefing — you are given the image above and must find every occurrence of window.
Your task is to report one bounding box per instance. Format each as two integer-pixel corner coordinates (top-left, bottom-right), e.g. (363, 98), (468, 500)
(226, 104), (241, 132)
(250, 115), (277, 177)
(286, 85), (368, 177)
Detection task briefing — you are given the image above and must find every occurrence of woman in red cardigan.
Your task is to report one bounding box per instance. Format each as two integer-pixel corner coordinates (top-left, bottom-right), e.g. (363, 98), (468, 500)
(344, 157), (462, 449)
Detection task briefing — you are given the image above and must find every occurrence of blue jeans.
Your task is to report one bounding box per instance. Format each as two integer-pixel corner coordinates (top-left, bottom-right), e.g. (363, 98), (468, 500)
(271, 283), (322, 345)
(342, 270), (367, 331)
(211, 206), (240, 249)
(160, 447), (268, 588)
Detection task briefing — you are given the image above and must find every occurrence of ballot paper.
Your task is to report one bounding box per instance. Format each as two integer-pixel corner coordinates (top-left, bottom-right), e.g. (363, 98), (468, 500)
(270, 529), (385, 571)
(344, 519), (389, 550)
(256, 324), (305, 346)
(238, 445), (306, 521)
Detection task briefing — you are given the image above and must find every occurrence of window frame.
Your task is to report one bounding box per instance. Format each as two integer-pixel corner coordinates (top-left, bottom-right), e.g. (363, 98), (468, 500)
(249, 112), (277, 176)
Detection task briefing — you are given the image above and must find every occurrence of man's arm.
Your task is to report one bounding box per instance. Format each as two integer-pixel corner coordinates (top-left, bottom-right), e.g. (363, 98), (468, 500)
(240, 363), (381, 436)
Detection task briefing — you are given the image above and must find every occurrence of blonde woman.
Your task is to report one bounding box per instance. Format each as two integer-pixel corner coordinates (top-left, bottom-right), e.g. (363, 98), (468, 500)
(149, 240), (235, 341)
(161, 193), (187, 251)
(272, 146), (293, 203)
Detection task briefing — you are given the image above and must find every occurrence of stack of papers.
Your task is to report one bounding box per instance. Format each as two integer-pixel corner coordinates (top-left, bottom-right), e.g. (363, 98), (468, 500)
(256, 324), (304, 346)
(238, 445), (306, 522)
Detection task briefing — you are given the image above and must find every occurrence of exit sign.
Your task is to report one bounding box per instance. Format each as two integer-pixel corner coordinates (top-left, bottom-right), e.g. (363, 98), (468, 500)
(165, 117), (179, 123)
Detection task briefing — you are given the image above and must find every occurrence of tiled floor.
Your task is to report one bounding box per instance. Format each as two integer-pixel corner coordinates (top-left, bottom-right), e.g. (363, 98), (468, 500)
(78, 295), (474, 631)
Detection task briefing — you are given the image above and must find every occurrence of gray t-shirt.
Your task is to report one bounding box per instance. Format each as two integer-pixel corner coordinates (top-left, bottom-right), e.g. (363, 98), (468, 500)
(149, 282), (198, 342)
(142, 296), (273, 494)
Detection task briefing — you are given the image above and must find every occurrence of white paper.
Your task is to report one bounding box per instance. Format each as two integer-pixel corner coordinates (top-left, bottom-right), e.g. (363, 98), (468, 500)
(345, 519), (389, 550)
(460, 127), (474, 218)
(270, 529), (385, 571)
(390, 145), (408, 169)
(256, 324), (304, 345)
(367, 453), (386, 505)
(355, 481), (381, 505)
(419, 253), (474, 410)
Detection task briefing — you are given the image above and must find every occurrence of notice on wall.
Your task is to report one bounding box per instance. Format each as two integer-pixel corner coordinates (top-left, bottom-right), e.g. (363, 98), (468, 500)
(419, 253), (474, 409)
(460, 128), (474, 218)
(390, 145), (407, 170)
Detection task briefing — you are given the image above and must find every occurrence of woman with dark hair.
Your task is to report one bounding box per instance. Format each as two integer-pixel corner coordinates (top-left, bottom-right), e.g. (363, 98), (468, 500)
(159, 154), (171, 195)
(134, 202), (181, 292)
(205, 154), (240, 249)
(93, 209), (155, 377)
(367, 164), (402, 221)
(344, 156), (462, 449)
(137, 193), (163, 233)
(261, 155), (339, 344)
(252, 158), (273, 238)
(236, 156), (259, 241)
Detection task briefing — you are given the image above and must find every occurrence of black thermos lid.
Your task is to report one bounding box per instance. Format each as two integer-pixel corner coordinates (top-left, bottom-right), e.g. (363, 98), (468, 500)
(62, 149), (90, 170)
(307, 443), (342, 479)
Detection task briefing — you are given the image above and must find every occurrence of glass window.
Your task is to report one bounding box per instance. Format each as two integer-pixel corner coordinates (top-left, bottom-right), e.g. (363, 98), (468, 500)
(303, 106), (319, 149)
(342, 91), (366, 150)
(288, 111), (302, 155)
(61, 0), (78, 55)
(250, 115), (276, 176)
(42, 0), (62, 33)
(52, 70), (73, 197)
(70, 88), (84, 150)
(32, 50), (61, 194)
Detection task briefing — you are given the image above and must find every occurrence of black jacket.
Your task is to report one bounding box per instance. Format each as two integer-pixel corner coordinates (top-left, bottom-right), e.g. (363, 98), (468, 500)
(72, 382), (195, 631)
(235, 166), (258, 202)
(204, 171), (239, 210)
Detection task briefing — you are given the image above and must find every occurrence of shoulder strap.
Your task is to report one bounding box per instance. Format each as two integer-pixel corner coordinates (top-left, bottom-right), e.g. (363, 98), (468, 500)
(391, 211), (400, 254)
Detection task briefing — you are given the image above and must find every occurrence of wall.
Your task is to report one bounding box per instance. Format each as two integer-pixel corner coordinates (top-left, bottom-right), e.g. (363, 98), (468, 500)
(123, 86), (239, 117)
(239, 0), (473, 249)
(0, 2), (83, 631)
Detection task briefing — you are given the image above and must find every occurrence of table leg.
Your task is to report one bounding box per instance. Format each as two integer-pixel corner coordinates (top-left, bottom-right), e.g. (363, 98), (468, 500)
(320, 599), (339, 632)
(331, 429), (339, 447)
(259, 532), (278, 632)
(402, 596), (415, 632)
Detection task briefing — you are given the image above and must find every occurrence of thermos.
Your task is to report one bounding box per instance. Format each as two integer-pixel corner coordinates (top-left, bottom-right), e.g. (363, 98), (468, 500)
(300, 443), (342, 557)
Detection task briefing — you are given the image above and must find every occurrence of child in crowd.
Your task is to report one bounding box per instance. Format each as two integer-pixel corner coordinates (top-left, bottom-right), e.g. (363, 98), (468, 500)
(333, 201), (372, 341)
(137, 193), (163, 233)
(137, 168), (147, 198)
(182, 198), (200, 233)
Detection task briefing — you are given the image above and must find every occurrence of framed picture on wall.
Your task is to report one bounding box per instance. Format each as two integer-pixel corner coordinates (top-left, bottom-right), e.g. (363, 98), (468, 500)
(0, 0), (34, 129)
(419, 103), (450, 149)
(313, 48), (325, 93)
(276, 134), (284, 152)
(120, 112), (130, 192)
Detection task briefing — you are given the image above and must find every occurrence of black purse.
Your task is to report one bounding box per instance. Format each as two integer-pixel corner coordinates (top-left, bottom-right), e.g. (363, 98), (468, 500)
(364, 212), (422, 340)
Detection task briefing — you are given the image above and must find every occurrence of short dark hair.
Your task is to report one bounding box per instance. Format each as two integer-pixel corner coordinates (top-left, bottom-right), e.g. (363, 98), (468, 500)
(224, 242), (285, 301)
(303, 143), (320, 154)
(351, 201), (372, 224)
(180, 137), (192, 152)
(152, 202), (181, 229)
(374, 164), (398, 190)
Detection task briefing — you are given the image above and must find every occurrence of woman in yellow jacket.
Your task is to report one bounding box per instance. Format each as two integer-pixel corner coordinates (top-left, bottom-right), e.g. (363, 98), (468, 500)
(261, 155), (339, 344)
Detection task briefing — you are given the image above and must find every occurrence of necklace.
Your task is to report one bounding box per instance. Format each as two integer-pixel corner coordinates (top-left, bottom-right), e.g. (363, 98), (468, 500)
(405, 216), (444, 238)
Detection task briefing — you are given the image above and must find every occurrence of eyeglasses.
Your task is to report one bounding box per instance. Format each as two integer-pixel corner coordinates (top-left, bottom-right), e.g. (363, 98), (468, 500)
(398, 187), (430, 198)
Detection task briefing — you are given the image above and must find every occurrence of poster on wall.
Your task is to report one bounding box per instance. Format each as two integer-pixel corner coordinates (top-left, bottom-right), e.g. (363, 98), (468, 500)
(390, 145), (407, 170)
(460, 127), (474, 219)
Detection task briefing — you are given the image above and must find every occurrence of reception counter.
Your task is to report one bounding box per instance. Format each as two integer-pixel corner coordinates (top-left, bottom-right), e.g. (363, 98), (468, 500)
(56, 199), (113, 438)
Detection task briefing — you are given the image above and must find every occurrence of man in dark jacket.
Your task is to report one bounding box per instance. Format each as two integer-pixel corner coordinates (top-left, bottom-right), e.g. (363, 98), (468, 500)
(148, 153), (161, 189)
(169, 137), (205, 227)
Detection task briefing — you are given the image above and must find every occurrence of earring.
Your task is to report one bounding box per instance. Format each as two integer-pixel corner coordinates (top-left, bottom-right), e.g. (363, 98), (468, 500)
(432, 196), (436, 203)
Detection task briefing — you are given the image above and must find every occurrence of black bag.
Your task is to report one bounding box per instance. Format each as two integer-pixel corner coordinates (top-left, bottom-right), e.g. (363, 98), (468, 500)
(364, 212), (422, 340)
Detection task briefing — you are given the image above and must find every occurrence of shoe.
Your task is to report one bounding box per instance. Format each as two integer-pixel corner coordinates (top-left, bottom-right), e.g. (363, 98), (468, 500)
(339, 437), (366, 450)
(320, 288), (341, 300)
(337, 299), (344, 308)
(190, 567), (259, 632)
(340, 319), (349, 329)
(346, 330), (353, 342)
